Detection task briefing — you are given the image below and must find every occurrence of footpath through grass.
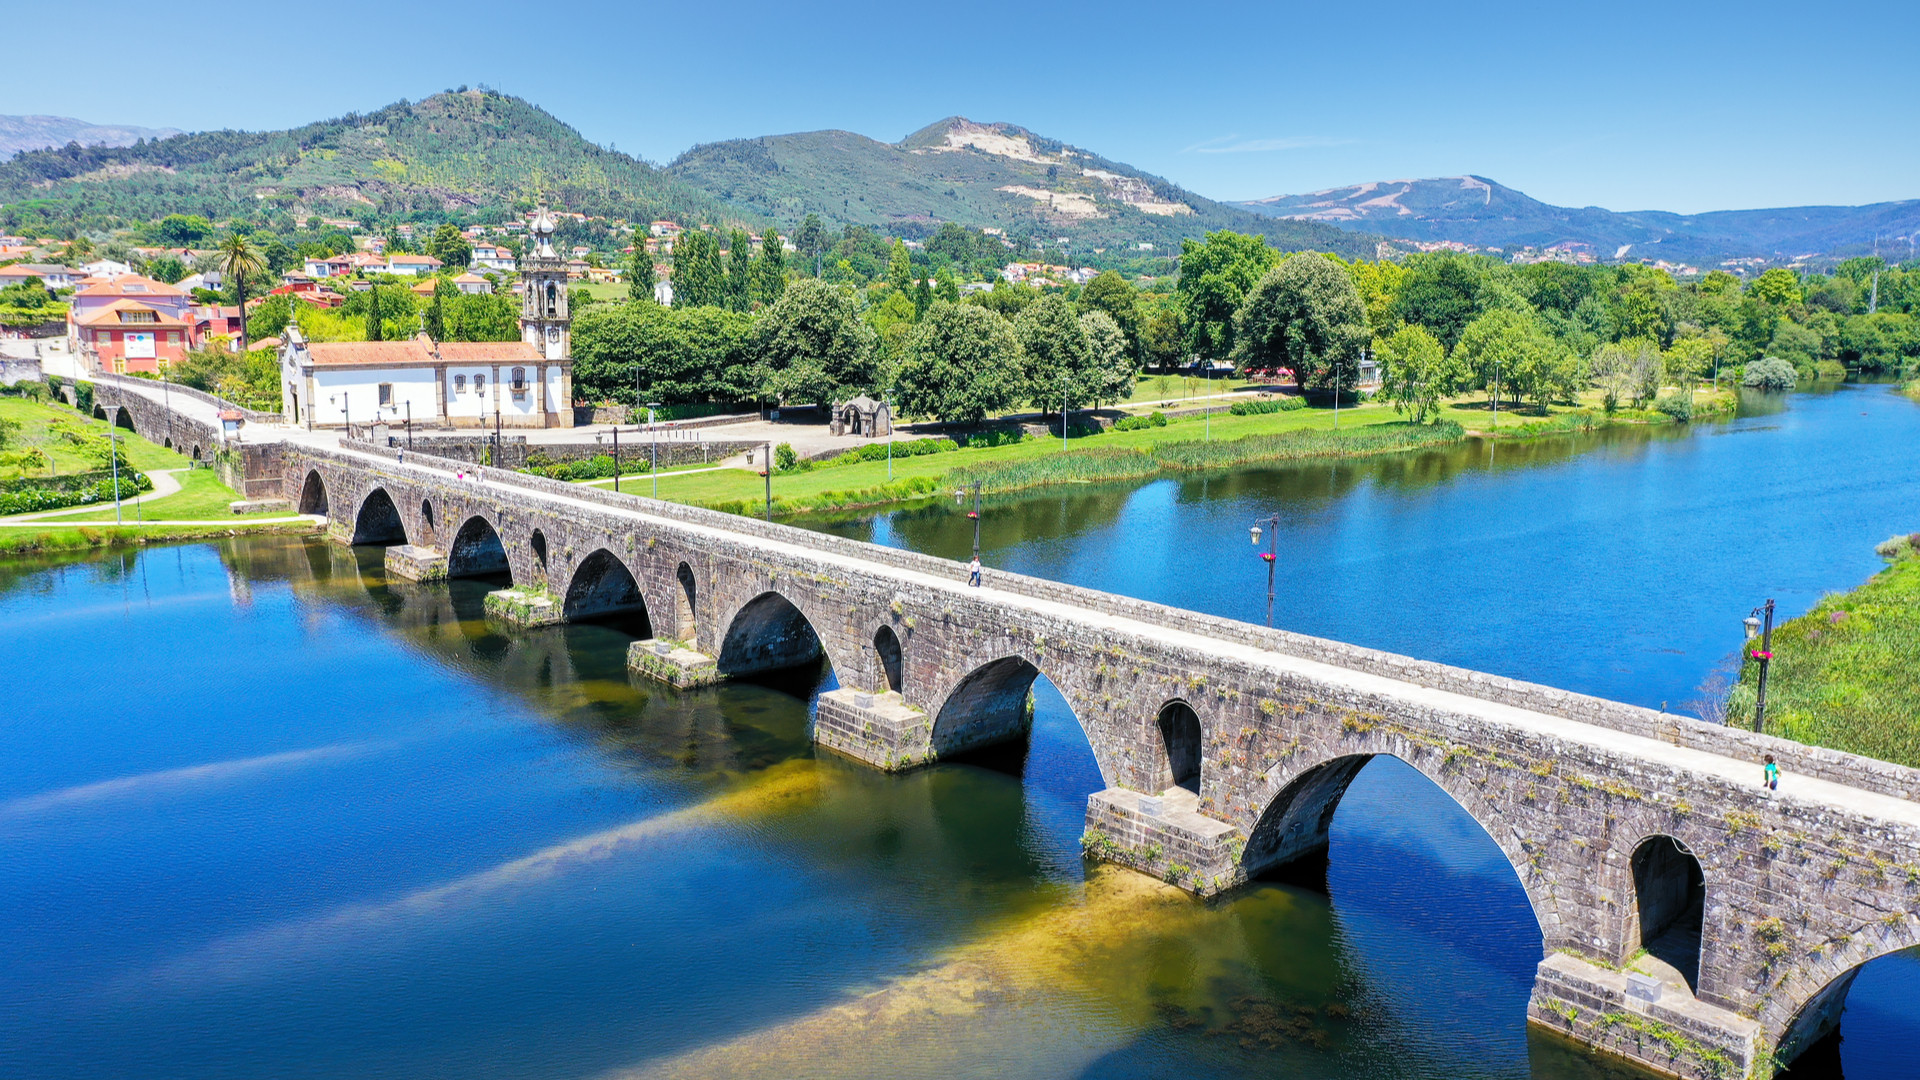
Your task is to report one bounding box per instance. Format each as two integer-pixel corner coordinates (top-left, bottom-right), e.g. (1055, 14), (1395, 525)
(1734, 537), (1920, 768)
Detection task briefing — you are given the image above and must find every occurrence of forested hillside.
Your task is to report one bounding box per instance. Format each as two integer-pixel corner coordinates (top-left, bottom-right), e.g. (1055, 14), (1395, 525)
(0, 91), (736, 233)
(668, 117), (1372, 258)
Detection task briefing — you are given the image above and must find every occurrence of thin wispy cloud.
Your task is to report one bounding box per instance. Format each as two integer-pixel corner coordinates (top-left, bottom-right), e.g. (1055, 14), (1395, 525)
(1181, 134), (1356, 154)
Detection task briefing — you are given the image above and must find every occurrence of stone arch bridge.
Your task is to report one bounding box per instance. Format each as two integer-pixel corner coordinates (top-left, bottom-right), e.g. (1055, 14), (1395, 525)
(82, 377), (1920, 1080)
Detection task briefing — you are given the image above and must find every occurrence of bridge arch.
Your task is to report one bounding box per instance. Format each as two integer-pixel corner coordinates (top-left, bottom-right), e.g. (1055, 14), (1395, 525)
(297, 470), (329, 516)
(1155, 699), (1203, 794)
(351, 487), (408, 546)
(924, 654), (1114, 784)
(717, 589), (828, 677)
(563, 548), (650, 627)
(1243, 752), (1555, 937)
(1769, 913), (1920, 1069)
(1628, 833), (1705, 993)
(448, 515), (510, 581)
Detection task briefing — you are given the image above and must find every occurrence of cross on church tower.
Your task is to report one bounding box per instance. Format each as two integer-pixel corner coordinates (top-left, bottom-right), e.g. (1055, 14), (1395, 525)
(520, 204), (570, 360)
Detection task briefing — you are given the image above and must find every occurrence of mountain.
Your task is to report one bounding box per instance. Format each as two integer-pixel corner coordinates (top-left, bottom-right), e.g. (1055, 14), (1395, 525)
(667, 117), (1374, 257)
(0, 91), (733, 227)
(1235, 176), (1920, 263)
(0, 115), (181, 160)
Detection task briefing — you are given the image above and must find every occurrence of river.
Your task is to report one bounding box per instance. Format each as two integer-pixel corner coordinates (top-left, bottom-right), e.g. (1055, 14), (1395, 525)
(2, 384), (1916, 1079)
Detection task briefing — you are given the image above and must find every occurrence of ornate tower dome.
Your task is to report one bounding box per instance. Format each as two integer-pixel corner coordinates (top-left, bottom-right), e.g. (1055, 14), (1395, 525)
(520, 204), (570, 360)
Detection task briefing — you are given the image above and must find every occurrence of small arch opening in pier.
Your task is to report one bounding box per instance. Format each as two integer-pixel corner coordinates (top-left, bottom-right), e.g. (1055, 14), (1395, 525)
(675, 562), (697, 643)
(297, 471), (329, 516)
(351, 488), (408, 546)
(530, 530), (549, 571)
(873, 625), (903, 694)
(448, 516), (510, 582)
(562, 549), (651, 632)
(115, 408), (136, 432)
(1631, 835), (1705, 994)
(1156, 700), (1202, 793)
(164, 437), (173, 450)
(191, 445), (201, 461)
(419, 500), (437, 546)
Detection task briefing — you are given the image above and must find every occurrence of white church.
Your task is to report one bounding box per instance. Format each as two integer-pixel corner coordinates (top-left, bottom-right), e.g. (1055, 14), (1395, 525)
(280, 206), (576, 429)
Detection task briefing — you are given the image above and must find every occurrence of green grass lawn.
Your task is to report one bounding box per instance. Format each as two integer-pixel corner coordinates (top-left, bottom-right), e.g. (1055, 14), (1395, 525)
(574, 281), (632, 303)
(58, 468), (286, 522)
(642, 400), (1414, 510)
(1120, 373), (1272, 407)
(1735, 539), (1920, 767)
(0, 396), (191, 478)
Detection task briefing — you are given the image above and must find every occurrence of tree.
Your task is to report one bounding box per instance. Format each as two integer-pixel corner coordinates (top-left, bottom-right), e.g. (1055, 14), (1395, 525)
(1013, 294), (1095, 414)
(1347, 258), (1407, 337)
(441, 292), (519, 341)
(1664, 336), (1715, 396)
(1377, 324), (1459, 423)
(154, 214), (213, 246)
(894, 302), (1023, 425)
(1390, 253), (1485, 350)
(887, 240), (914, 298)
(726, 228), (753, 312)
(672, 230), (724, 308)
(429, 224), (471, 268)
(214, 235), (266, 349)
(1742, 356), (1798, 389)
(1177, 230), (1279, 364)
(628, 242), (656, 302)
(1138, 296), (1184, 371)
(1077, 270), (1142, 359)
(146, 255), (187, 284)
(572, 301), (757, 405)
(426, 279), (450, 341)
(755, 229), (786, 306)
(793, 214), (827, 277)
(1232, 254), (1369, 396)
(1079, 310), (1137, 406)
(754, 279), (877, 406)
(1590, 340), (1663, 410)
(1748, 268), (1804, 308)
(1454, 308), (1565, 411)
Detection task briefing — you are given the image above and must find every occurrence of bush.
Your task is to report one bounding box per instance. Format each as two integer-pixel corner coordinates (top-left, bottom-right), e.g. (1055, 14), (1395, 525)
(1813, 359), (1847, 382)
(73, 381), (94, 414)
(958, 428), (1027, 448)
(1112, 411), (1168, 431)
(520, 452), (645, 481)
(818, 437), (960, 468)
(1653, 390), (1694, 422)
(0, 469), (152, 514)
(1228, 397), (1307, 416)
(1742, 356), (1798, 390)
(774, 443), (798, 471)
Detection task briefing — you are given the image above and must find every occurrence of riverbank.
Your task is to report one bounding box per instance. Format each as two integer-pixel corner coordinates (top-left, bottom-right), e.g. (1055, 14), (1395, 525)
(0, 519), (322, 556)
(638, 389), (1711, 518)
(1734, 536), (1920, 768)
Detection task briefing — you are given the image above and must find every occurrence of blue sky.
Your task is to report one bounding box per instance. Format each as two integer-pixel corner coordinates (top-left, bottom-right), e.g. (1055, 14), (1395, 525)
(5, 0), (1915, 214)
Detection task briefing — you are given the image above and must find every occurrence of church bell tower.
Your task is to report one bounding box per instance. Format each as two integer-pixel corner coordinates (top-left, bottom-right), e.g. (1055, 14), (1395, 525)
(520, 205), (570, 360)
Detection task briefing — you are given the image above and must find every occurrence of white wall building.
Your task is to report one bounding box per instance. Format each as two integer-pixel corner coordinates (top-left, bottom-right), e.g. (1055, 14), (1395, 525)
(278, 326), (572, 429)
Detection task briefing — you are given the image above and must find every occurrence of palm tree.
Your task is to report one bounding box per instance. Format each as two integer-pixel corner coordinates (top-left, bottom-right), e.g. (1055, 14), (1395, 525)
(215, 234), (267, 350)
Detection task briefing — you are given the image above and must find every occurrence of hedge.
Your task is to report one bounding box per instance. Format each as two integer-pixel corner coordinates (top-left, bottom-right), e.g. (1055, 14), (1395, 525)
(0, 470), (152, 515)
(1228, 397), (1307, 416)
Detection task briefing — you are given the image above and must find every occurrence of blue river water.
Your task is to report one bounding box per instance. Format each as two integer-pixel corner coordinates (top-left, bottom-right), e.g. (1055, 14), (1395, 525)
(2, 383), (1916, 1079)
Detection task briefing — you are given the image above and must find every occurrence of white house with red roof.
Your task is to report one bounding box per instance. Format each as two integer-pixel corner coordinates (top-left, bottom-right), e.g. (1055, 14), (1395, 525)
(384, 254), (443, 277)
(277, 324), (571, 429)
(470, 243), (516, 273)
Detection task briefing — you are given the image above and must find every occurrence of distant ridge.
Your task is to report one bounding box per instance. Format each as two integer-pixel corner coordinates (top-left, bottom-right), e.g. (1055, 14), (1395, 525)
(1235, 176), (1920, 263)
(667, 116), (1374, 256)
(0, 115), (181, 160)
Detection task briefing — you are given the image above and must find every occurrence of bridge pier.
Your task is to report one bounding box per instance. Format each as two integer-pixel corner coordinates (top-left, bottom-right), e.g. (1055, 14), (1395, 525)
(813, 689), (932, 770)
(484, 587), (564, 628)
(1529, 952), (1760, 1080)
(627, 639), (722, 689)
(1083, 787), (1245, 896)
(384, 545), (449, 582)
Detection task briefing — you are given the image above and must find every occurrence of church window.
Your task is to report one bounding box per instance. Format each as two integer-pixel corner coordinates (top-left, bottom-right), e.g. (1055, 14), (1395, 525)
(453, 374), (466, 392)
(474, 374), (486, 395)
(378, 383), (393, 406)
(510, 367), (527, 392)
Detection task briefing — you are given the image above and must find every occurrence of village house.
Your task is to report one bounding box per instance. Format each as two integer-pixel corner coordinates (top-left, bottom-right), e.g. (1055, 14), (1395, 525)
(303, 253), (354, 278)
(78, 301), (193, 373)
(70, 276), (193, 347)
(470, 243), (516, 273)
(452, 272), (494, 295)
(384, 254), (443, 277)
(0, 263), (81, 290)
(80, 258), (135, 280)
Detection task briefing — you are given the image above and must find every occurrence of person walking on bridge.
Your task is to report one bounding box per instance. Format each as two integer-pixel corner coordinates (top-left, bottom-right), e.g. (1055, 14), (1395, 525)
(1763, 754), (1779, 791)
(968, 555), (981, 588)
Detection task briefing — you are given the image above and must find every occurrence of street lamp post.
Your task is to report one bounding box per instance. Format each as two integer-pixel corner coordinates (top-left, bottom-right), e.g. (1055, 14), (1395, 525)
(883, 387), (893, 480)
(761, 441), (773, 520)
(646, 402), (662, 498)
(956, 481), (982, 560)
(405, 401), (413, 449)
(105, 405), (123, 526)
(1061, 371), (1071, 451)
(1250, 514), (1280, 627)
(1744, 599), (1777, 733)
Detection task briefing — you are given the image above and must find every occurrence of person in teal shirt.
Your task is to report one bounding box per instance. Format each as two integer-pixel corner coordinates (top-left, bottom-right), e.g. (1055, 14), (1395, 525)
(1763, 754), (1779, 791)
